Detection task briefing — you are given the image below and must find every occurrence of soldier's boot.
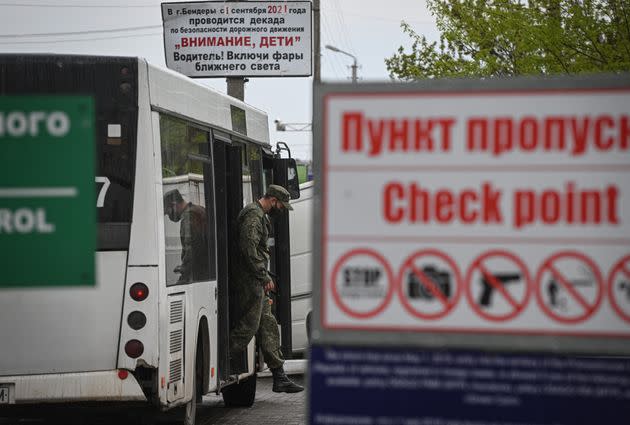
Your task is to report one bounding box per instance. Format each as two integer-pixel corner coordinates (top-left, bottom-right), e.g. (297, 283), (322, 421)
(271, 366), (304, 393)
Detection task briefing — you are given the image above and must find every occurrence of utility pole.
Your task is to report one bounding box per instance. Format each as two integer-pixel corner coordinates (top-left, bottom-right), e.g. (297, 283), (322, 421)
(313, 0), (320, 83)
(227, 77), (245, 101)
(350, 60), (357, 83)
(227, 0), (245, 101)
(325, 45), (358, 83)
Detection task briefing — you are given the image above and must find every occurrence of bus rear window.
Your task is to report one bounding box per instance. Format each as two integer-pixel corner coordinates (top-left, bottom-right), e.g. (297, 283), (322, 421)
(0, 54), (138, 251)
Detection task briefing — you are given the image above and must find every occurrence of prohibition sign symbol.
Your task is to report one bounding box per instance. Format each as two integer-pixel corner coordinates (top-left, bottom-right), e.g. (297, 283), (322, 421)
(608, 255), (630, 324)
(397, 249), (462, 320)
(465, 250), (532, 322)
(535, 251), (604, 324)
(330, 248), (395, 319)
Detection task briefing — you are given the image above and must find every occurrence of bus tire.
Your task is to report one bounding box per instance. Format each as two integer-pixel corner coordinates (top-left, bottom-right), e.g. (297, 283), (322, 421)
(221, 374), (257, 407)
(181, 342), (202, 425)
(306, 311), (312, 342)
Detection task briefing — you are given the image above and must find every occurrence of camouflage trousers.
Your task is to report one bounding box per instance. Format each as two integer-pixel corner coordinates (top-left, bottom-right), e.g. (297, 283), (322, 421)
(229, 283), (284, 370)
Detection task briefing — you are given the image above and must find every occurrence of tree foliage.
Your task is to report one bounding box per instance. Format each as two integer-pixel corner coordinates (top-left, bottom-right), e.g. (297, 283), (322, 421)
(160, 115), (206, 177)
(386, 0), (630, 80)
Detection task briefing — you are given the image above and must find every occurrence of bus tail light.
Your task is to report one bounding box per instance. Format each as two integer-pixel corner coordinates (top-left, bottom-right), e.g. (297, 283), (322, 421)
(118, 369), (129, 380)
(124, 340), (144, 358)
(127, 311), (147, 330)
(129, 282), (149, 301)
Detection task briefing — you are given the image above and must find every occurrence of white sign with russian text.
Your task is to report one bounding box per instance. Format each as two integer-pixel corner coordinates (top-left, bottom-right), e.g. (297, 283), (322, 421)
(162, 1), (312, 77)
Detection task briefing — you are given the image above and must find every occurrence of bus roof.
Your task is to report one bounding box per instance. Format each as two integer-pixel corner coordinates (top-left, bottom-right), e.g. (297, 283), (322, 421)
(144, 59), (271, 147)
(0, 53), (272, 148)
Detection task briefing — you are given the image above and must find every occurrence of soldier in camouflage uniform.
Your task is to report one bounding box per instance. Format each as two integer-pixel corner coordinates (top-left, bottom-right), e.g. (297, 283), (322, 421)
(229, 184), (304, 393)
(163, 189), (209, 284)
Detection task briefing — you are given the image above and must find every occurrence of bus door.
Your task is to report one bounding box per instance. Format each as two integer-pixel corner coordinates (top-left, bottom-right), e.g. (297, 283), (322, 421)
(262, 152), (301, 358)
(159, 114), (218, 404)
(213, 137), (246, 379)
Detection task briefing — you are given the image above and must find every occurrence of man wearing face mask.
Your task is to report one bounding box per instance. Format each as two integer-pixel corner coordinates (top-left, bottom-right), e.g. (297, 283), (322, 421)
(163, 189), (209, 284)
(229, 184), (304, 393)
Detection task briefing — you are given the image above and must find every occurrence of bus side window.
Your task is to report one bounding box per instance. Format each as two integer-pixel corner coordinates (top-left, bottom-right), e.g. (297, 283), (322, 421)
(247, 144), (263, 200)
(239, 142), (254, 207)
(160, 114), (216, 286)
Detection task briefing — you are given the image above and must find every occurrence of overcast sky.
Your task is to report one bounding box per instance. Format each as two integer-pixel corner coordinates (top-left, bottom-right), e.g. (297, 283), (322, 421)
(0, 0), (439, 160)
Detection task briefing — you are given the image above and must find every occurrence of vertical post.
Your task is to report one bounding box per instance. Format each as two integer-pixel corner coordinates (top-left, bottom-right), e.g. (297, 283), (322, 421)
(272, 159), (293, 358)
(227, 0), (245, 101)
(313, 0), (320, 83)
(324, 45), (358, 83)
(226, 77), (245, 101)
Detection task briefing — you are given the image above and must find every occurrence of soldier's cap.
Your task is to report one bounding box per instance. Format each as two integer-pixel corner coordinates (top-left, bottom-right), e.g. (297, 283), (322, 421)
(266, 184), (293, 210)
(163, 189), (184, 209)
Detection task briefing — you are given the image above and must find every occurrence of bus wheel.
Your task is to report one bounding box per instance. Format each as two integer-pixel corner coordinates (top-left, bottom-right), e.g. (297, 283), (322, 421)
(183, 372), (197, 425)
(306, 311), (312, 342)
(181, 344), (202, 425)
(221, 374), (257, 407)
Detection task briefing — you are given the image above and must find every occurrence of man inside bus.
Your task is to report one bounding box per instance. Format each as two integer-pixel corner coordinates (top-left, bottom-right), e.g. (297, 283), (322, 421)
(163, 189), (209, 284)
(229, 184), (304, 393)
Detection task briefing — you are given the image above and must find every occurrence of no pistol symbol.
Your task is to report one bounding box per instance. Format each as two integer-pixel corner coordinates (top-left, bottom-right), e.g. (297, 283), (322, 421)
(465, 250), (531, 322)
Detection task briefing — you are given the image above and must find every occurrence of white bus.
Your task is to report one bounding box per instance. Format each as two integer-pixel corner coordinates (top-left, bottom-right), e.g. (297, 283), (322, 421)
(289, 181), (314, 355)
(0, 54), (300, 425)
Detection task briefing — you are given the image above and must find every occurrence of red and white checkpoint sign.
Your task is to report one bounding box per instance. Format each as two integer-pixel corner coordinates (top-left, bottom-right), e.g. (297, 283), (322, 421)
(319, 83), (630, 349)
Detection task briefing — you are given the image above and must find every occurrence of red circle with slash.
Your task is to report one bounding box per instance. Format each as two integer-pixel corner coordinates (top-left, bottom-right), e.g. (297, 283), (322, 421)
(535, 251), (603, 324)
(608, 255), (630, 324)
(397, 249), (462, 320)
(465, 250), (532, 322)
(330, 248), (395, 319)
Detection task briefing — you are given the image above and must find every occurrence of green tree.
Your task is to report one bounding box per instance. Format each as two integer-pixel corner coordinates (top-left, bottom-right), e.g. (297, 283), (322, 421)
(386, 0), (630, 80)
(160, 115), (206, 177)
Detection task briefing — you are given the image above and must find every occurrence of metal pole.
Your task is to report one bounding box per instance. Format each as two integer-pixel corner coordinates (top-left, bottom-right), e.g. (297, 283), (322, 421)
(226, 77), (245, 101)
(227, 0), (245, 101)
(313, 0), (320, 83)
(325, 44), (358, 83)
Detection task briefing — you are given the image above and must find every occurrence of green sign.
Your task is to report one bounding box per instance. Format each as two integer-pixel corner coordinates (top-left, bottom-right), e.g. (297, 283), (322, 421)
(0, 96), (96, 287)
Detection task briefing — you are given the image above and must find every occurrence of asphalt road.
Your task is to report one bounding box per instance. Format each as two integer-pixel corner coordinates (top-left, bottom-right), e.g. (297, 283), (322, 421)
(199, 375), (306, 425)
(0, 375), (307, 425)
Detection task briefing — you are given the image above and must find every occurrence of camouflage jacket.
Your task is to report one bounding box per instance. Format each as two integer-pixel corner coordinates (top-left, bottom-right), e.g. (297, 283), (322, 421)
(234, 201), (272, 286)
(179, 202), (209, 284)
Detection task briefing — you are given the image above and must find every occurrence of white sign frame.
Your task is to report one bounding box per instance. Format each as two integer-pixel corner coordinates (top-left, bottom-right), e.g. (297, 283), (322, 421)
(162, 1), (312, 77)
(312, 76), (630, 355)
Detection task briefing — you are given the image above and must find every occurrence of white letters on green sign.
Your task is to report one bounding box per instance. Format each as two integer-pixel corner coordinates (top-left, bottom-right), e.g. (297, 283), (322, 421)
(0, 111), (70, 137)
(0, 208), (54, 234)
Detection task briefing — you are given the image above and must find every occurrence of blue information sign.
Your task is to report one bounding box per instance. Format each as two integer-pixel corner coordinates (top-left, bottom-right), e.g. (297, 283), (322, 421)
(310, 345), (630, 425)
